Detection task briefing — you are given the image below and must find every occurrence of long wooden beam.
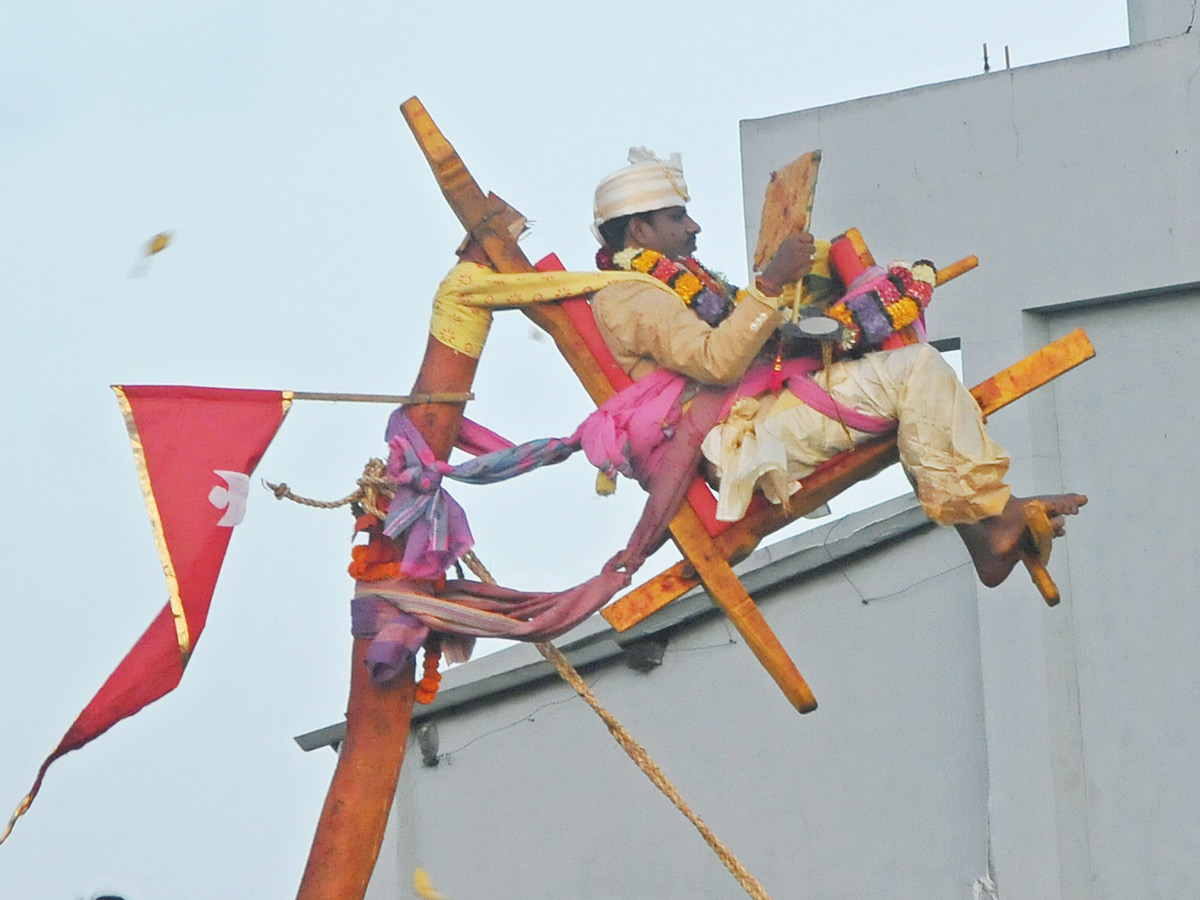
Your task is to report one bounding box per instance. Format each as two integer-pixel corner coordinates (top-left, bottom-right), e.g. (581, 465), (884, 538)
(669, 504), (818, 710)
(603, 328), (1095, 632)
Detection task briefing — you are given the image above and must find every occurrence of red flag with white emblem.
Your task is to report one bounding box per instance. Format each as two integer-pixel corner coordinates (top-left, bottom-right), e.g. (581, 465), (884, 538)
(2, 386), (290, 843)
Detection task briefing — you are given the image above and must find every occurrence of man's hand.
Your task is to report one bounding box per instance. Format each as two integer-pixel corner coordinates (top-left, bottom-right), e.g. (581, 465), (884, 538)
(757, 231), (816, 294)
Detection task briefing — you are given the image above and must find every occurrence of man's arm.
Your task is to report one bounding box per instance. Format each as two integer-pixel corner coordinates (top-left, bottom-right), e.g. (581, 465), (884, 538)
(591, 232), (815, 385)
(592, 279), (784, 385)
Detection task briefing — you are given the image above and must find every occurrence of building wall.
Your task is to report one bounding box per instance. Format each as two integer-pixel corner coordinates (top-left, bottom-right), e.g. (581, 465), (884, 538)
(739, 31), (1200, 900)
(366, 501), (999, 900)
(1128, 0), (1197, 42)
(1040, 290), (1200, 898)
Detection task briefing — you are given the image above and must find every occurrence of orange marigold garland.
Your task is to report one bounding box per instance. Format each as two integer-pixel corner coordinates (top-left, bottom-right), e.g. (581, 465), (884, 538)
(597, 246), (741, 326)
(347, 511), (403, 582)
(416, 637), (443, 704)
(827, 260), (936, 352)
(350, 508), (446, 703)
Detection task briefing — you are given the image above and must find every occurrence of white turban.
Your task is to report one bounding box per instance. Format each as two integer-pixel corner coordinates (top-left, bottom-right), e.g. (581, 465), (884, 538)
(592, 147), (690, 244)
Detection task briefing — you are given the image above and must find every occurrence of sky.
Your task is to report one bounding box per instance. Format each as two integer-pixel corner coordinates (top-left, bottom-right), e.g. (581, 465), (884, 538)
(0, 2), (1130, 897)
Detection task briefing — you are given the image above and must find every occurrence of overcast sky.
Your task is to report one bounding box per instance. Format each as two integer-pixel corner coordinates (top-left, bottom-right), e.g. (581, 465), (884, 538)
(0, 2), (1129, 897)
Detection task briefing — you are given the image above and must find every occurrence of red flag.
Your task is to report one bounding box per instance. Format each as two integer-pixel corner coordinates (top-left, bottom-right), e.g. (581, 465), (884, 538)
(2, 386), (291, 843)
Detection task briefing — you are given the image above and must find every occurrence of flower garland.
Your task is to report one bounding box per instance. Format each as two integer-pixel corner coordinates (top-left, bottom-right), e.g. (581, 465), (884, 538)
(348, 513), (402, 582)
(596, 245), (739, 326)
(416, 637), (442, 704)
(826, 261), (936, 352)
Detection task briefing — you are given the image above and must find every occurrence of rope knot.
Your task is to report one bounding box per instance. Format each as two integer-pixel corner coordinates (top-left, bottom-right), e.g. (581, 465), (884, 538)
(415, 469), (442, 493)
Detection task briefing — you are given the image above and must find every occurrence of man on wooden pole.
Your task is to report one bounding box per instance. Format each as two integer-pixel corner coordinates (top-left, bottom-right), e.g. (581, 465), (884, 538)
(587, 147), (1087, 588)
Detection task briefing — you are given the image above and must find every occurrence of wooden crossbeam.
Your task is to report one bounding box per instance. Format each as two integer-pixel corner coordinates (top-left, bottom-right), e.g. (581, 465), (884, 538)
(669, 502), (818, 710)
(401, 97), (819, 711)
(602, 328), (1096, 632)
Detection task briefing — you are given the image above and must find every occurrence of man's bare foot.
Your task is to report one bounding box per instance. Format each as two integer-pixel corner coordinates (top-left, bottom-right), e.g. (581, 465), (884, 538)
(956, 494), (1088, 587)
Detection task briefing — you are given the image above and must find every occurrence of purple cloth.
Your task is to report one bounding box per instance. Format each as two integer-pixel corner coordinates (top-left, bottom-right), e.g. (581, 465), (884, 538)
(382, 409), (582, 578)
(356, 381), (723, 684)
(351, 598), (430, 683)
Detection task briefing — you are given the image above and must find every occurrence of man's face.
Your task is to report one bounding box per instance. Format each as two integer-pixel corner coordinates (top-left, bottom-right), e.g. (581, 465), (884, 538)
(627, 206), (701, 259)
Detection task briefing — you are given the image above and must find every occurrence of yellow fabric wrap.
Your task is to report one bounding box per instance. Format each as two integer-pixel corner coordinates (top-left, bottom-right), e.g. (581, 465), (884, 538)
(429, 262), (495, 358)
(429, 260), (668, 358)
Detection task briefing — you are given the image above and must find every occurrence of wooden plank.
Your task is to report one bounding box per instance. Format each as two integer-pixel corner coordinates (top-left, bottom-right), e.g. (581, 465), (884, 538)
(668, 504), (818, 713)
(401, 98), (616, 407)
(603, 330), (1095, 632)
(935, 255), (978, 286)
(970, 328), (1094, 418)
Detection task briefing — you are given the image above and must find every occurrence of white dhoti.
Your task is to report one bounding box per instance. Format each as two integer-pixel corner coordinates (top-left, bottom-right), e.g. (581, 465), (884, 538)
(701, 343), (1011, 525)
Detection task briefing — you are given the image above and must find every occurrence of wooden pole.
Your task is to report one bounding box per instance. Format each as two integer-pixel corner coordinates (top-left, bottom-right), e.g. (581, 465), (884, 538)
(294, 642), (416, 899)
(289, 390), (474, 405)
(294, 332), (482, 897)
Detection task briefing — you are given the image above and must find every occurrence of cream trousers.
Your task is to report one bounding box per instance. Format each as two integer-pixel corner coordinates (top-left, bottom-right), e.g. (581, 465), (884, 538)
(701, 343), (1011, 524)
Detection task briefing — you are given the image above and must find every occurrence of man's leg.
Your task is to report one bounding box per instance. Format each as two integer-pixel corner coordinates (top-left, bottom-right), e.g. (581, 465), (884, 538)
(762, 343), (1087, 587)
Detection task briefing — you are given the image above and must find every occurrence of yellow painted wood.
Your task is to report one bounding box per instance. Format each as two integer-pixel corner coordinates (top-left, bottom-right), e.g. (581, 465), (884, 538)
(970, 328), (1094, 418)
(401, 98), (615, 406)
(668, 505), (818, 713)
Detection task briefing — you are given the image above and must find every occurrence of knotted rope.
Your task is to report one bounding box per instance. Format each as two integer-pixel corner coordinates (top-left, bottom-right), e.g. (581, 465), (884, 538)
(265, 458), (395, 519)
(460, 551), (774, 900)
(269, 463), (773, 897)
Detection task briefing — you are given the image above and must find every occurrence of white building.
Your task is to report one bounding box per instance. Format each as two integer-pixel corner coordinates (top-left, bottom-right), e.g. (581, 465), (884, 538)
(298, 2), (1200, 896)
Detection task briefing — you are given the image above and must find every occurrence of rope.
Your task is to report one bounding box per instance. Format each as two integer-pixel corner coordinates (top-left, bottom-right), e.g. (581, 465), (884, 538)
(822, 344), (856, 447)
(464, 551), (773, 900)
(265, 458), (394, 519)
(535, 642), (774, 900)
(290, 390), (475, 405)
(275, 467), (774, 897)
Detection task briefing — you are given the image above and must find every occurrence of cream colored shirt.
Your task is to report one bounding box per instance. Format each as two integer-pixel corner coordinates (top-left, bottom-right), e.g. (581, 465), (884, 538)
(590, 279), (783, 385)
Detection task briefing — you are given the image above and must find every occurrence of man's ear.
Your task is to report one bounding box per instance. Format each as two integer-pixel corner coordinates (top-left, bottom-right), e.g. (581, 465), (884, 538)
(624, 213), (655, 249)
